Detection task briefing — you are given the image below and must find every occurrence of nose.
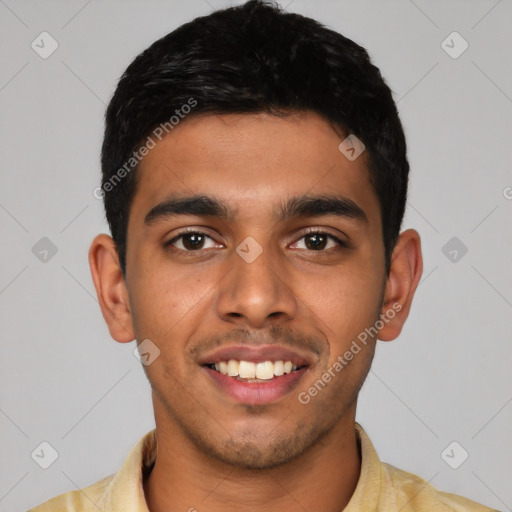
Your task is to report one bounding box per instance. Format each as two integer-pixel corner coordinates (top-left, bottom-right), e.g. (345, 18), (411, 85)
(216, 241), (297, 329)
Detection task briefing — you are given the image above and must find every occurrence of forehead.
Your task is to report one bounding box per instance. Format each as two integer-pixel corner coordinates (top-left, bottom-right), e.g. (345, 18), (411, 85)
(131, 111), (380, 226)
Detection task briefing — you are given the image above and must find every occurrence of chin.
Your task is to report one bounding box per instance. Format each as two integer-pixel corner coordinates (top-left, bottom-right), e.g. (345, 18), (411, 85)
(201, 422), (323, 470)
(215, 440), (302, 469)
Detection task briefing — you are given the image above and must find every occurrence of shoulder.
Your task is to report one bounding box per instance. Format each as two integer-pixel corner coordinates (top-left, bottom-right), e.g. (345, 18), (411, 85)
(26, 474), (115, 512)
(381, 462), (498, 512)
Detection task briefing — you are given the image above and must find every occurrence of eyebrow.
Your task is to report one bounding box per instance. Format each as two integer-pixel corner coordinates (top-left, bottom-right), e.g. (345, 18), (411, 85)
(144, 193), (368, 225)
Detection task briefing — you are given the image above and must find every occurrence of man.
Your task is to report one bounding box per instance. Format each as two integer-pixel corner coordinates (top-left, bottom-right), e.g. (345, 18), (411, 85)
(29, 1), (497, 510)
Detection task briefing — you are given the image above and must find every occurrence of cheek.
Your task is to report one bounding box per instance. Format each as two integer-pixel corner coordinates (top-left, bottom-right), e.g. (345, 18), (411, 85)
(127, 275), (178, 339)
(128, 260), (216, 340)
(306, 266), (382, 328)
(303, 272), (383, 378)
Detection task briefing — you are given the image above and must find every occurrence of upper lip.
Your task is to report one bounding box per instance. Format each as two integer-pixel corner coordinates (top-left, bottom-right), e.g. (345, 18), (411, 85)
(198, 344), (315, 368)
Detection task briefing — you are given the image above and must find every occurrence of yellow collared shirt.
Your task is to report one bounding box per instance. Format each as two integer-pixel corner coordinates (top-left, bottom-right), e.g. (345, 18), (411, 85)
(28, 424), (497, 511)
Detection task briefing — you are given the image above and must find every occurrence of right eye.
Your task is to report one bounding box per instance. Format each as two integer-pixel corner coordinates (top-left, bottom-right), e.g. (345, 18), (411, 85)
(165, 230), (222, 252)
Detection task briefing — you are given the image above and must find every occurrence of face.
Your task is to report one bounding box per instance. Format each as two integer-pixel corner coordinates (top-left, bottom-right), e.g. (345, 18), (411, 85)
(121, 111), (389, 468)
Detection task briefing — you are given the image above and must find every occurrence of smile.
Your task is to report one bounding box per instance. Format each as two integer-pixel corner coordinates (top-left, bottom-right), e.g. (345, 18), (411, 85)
(203, 360), (310, 405)
(205, 359), (301, 382)
(199, 344), (314, 405)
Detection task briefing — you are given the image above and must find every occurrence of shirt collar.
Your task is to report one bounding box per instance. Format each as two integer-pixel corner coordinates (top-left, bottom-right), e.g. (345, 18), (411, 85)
(345, 423), (382, 511)
(98, 428), (157, 511)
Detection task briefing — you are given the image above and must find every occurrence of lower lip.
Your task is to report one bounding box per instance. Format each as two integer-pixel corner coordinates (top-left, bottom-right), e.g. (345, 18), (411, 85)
(203, 366), (308, 405)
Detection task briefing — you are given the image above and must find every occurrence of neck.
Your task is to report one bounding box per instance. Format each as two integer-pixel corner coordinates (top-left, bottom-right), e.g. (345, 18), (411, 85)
(144, 405), (361, 512)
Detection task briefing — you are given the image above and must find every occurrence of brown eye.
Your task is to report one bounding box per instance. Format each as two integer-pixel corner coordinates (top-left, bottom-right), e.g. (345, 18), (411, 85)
(304, 233), (328, 250)
(167, 231), (219, 251)
(292, 231), (346, 251)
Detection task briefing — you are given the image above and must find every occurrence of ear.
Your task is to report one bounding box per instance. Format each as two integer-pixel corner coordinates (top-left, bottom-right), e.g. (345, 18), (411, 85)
(88, 234), (135, 343)
(378, 229), (423, 341)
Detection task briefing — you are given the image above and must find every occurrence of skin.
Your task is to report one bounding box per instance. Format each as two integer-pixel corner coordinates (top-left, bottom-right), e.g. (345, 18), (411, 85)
(89, 111), (423, 512)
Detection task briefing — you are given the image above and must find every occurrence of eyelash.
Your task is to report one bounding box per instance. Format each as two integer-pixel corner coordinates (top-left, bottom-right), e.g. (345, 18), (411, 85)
(165, 228), (347, 253)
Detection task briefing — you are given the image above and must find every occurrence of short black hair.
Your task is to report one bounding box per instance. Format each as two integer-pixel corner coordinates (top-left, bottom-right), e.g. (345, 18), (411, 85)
(101, 0), (409, 276)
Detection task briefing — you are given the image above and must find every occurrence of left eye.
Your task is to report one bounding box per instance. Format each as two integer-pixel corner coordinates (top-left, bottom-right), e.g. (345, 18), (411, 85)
(291, 232), (344, 251)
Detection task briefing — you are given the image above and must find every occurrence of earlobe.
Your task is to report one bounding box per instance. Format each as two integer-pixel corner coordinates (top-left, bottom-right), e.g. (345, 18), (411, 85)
(88, 234), (135, 343)
(378, 229), (423, 342)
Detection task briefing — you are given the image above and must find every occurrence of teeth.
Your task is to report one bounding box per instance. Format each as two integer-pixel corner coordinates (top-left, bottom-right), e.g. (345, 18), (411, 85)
(210, 359), (298, 379)
(218, 361), (228, 375)
(255, 361), (274, 380)
(239, 361), (256, 379)
(274, 360), (285, 376)
(226, 359), (239, 377)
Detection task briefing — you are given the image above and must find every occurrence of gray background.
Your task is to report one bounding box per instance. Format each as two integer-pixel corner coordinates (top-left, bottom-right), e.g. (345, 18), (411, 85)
(1, 0), (511, 511)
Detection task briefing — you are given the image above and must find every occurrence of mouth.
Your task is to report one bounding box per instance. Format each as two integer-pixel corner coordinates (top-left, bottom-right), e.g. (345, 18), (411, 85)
(199, 345), (313, 405)
(204, 359), (303, 382)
